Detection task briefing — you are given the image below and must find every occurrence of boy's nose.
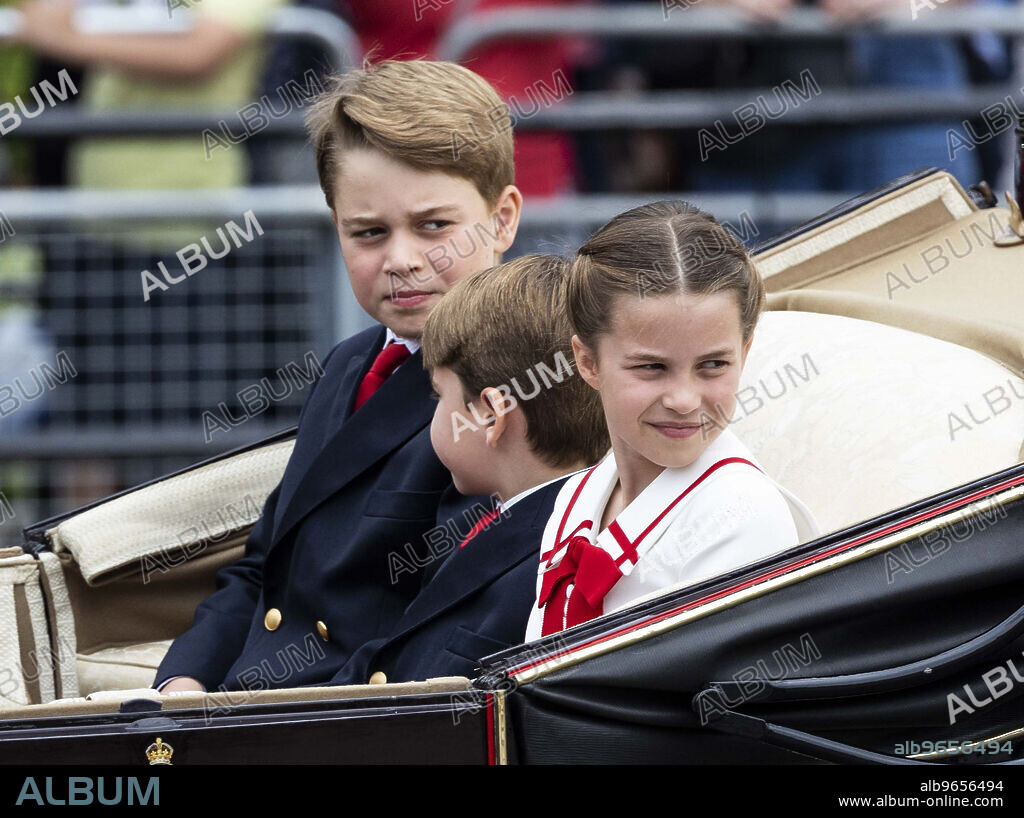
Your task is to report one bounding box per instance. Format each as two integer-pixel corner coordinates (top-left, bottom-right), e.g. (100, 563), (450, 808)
(382, 237), (428, 282)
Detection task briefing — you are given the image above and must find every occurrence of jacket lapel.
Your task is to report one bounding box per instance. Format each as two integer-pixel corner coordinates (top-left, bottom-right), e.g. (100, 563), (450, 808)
(271, 343), (434, 548)
(382, 480), (565, 645)
(271, 328), (381, 538)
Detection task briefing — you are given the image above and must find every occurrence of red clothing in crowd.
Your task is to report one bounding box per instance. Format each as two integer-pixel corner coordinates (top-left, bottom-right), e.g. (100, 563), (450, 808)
(342, 0), (581, 197)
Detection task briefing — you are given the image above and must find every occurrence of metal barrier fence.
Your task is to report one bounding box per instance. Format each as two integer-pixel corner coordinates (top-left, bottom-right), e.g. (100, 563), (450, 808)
(0, 188), (357, 546)
(4, 5), (1024, 135)
(439, 5), (1024, 60)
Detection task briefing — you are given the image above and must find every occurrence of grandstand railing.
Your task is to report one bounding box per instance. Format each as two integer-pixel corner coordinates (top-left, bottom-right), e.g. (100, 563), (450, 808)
(0, 5), (360, 73)
(439, 5), (1024, 60)
(3, 5), (1024, 136)
(0, 188), (355, 544)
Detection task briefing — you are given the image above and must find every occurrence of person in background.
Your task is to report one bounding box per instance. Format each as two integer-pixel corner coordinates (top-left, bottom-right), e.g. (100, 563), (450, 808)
(582, 0), (999, 198)
(339, 0), (584, 200)
(15, 0), (287, 201)
(12, 0), (290, 505)
(696, 0), (988, 192)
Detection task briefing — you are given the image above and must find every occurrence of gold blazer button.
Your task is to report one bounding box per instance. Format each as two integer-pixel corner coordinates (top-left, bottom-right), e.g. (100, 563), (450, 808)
(368, 671), (387, 685)
(316, 620), (329, 641)
(264, 608), (282, 631)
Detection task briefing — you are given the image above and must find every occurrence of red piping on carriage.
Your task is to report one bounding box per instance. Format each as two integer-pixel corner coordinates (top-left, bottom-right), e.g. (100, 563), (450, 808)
(486, 693), (495, 765)
(510, 471), (1024, 679)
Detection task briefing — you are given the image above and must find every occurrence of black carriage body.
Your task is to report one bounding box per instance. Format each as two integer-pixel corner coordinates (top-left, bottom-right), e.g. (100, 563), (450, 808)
(0, 687), (494, 765)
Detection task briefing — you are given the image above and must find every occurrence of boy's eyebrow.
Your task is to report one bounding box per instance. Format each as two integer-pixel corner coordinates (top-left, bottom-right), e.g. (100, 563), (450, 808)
(339, 214), (380, 228)
(410, 204), (462, 219)
(339, 205), (463, 228)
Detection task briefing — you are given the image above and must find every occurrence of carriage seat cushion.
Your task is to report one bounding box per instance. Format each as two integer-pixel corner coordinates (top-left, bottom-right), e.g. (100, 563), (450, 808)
(733, 311), (1023, 536)
(76, 640), (172, 696)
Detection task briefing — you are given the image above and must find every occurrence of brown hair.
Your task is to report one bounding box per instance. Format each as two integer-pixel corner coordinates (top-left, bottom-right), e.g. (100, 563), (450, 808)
(423, 254), (610, 469)
(567, 201), (765, 348)
(304, 60), (515, 210)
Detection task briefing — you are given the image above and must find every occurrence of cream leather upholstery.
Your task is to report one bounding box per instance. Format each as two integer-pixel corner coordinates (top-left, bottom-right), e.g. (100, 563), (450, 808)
(48, 439), (294, 585)
(733, 311), (1024, 536)
(75, 640), (172, 697)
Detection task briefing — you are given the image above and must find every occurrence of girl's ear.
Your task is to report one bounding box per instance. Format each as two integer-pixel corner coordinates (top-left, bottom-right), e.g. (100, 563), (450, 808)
(741, 332), (754, 368)
(572, 334), (601, 390)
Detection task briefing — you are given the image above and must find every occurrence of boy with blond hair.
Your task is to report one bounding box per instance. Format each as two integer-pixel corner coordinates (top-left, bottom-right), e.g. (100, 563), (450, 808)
(157, 60), (524, 693)
(331, 255), (609, 684)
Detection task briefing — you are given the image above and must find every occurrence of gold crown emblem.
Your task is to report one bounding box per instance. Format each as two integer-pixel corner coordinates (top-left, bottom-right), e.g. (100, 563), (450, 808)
(146, 737), (174, 765)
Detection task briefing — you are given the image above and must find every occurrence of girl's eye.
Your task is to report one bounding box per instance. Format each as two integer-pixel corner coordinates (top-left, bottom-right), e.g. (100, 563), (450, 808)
(632, 363), (663, 372)
(422, 220), (452, 231)
(699, 360), (729, 371)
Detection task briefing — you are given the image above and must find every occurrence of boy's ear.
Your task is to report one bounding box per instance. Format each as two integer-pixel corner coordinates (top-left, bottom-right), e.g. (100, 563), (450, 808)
(741, 333), (754, 368)
(571, 335), (600, 390)
(491, 185), (523, 255)
(481, 386), (512, 448)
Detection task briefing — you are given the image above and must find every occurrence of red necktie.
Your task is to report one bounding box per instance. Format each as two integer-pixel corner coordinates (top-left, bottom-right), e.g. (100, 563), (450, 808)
(458, 508), (501, 550)
(353, 341), (412, 412)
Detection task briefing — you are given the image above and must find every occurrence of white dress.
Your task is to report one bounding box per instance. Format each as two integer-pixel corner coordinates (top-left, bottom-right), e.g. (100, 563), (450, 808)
(525, 428), (820, 641)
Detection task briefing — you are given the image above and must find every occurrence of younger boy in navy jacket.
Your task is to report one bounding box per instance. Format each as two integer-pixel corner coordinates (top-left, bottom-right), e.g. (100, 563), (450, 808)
(331, 255), (609, 684)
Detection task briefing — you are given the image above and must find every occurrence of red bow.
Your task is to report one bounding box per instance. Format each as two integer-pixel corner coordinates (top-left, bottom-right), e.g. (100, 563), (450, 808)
(538, 535), (622, 636)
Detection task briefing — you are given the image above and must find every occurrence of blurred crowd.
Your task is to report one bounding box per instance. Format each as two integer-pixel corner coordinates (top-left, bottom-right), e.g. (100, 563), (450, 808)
(0, 0), (1019, 196)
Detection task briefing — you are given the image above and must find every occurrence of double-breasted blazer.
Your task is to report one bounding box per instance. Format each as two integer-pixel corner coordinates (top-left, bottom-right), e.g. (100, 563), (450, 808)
(156, 324), (485, 691)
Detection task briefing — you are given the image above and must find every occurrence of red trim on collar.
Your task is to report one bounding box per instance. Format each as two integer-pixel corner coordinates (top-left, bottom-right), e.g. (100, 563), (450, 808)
(555, 464), (598, 545)
(609, 457), (760, 568)
(541, 465), (600, 564)
(626, 457), (760, 557)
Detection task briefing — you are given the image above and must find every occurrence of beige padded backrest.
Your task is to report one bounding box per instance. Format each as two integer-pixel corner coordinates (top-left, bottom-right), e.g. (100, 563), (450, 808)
(756, 172), (975, 291)
(47, 439), (295, 585)
(734, 311), (1024, 536)
(756, 172), (1023, 379)
(0, 548), (74, 707)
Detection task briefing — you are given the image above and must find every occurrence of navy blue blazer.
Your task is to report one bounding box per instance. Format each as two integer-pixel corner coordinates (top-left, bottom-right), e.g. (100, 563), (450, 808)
(329, 476), (570, 685)
(156, 325), (486, 692)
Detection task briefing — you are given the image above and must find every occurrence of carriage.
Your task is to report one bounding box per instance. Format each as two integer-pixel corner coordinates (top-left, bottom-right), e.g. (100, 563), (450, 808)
(0, 168), (1022, 764)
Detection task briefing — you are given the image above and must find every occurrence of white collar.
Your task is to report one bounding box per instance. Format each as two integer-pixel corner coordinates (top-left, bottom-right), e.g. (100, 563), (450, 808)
(384, 327), (421, 355)
(544, 430), (762, 574)
(499, 471), (580, 513)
